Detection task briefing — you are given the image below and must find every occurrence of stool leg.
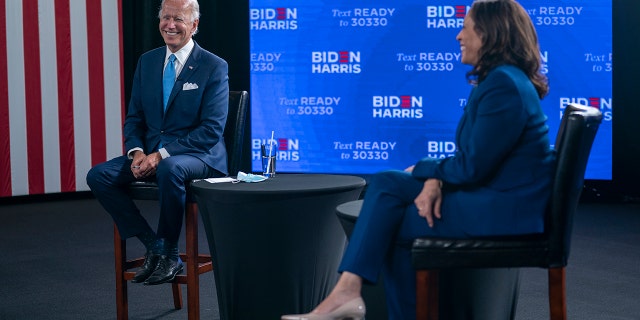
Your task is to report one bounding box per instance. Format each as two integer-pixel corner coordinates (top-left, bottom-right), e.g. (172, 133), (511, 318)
(114, 226), (128, 320)
(416, 270), (439, 320)
(186, 201), (200, 320)
(548, 267), (567, 320)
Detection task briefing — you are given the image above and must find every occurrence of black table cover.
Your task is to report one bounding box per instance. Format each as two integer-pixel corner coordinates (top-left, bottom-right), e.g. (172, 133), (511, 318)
(192, 174), (366, 320)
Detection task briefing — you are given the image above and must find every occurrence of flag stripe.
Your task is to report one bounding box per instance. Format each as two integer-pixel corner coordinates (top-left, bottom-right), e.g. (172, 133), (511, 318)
(86, 0), (107, 166)
(0, 0), (11, 197)
(7, 0), (29, 196)
(102, 0), (124, 160)
(1, 0), (122, 198)
(39, 0), (62, 194)
(22, 0), (45, 194)
(70, 0), (92, 193)
(55, 0), (76, 192)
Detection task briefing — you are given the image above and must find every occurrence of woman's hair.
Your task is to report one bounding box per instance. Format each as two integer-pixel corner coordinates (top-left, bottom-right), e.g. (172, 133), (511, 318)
(467, 0), (549, 98)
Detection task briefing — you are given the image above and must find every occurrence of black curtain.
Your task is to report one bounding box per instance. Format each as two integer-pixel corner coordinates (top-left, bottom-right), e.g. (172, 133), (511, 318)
(612, 0), (640, 200)
(122, 0), (251, 172)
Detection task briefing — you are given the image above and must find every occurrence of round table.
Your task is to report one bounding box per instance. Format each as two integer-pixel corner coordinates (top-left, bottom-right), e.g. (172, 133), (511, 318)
(191, 174), (366, 320)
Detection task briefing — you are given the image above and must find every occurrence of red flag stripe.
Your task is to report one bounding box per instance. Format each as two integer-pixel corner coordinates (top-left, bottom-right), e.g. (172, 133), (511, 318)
(0, 0), (11, 197)
(22, 0), (45, 195)
(86, 0), (107, 166)
(55, 0), (76, 192)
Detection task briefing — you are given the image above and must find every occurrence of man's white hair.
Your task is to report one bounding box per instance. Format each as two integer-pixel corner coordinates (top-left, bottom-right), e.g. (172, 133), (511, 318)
(158, 0), (201, 36)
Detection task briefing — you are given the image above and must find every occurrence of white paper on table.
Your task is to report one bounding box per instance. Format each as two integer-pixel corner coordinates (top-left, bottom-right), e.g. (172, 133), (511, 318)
(203, 177), (236, 184)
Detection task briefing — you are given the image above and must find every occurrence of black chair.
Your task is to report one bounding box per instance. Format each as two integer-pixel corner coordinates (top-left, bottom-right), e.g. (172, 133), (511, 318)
(411, 103), (603, 320)
(113, 90), (249, 320)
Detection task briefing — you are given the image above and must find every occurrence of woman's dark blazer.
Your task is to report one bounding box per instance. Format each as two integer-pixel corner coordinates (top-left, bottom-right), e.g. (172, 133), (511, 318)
(412, 65), (556, 236)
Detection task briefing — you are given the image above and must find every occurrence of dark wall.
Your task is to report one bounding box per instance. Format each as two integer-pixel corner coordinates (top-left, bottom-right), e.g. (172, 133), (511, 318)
(610, 0), (640, 202)
(122, 1), (640, 202)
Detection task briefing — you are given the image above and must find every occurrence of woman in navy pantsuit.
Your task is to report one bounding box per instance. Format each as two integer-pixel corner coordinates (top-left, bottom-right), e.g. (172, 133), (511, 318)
(282, 1), (556, 319)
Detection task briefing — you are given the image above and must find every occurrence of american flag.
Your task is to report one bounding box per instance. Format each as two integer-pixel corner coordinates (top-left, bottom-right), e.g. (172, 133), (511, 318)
(0, 0), (124, 197)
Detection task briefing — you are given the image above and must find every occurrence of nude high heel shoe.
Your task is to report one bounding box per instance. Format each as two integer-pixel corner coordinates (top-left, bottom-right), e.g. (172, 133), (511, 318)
(281, 297), (366, 320)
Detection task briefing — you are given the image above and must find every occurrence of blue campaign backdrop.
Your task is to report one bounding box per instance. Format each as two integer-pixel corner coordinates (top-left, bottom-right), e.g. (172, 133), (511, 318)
(249, 0), (612, 180)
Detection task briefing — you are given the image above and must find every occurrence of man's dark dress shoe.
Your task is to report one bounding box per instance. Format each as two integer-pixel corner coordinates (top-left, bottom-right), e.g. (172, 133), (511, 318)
(131, 253), (160, 283)
(144, 255), (184, 285)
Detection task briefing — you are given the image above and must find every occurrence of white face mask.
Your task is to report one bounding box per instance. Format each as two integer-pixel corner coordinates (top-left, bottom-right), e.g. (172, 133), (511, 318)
(234, 171), (268, 183)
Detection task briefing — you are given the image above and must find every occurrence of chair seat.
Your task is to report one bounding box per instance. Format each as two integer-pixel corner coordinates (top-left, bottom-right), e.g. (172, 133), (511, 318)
(412, 235), (550, 269)
(127, 181), (161, 200)
(128, 181), (197, 202)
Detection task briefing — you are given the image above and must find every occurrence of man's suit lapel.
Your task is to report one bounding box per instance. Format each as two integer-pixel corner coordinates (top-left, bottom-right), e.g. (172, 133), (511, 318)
(164, 44), (202, 114)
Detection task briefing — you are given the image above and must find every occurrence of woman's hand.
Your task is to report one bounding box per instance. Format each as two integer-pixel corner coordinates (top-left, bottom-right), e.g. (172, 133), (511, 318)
(414, 179), (443, 227)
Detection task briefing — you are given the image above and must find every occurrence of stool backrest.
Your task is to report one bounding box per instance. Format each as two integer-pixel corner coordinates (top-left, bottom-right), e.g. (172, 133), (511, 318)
(224, 91), (249, 176)
(547, 103), (602, 267)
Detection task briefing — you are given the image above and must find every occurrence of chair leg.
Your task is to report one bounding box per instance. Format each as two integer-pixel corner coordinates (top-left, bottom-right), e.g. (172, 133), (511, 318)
(114, 226), (128, 320)
(416, 270), (439, 320)
(548, 267), (567, 320)
(185, 201), (200, 320)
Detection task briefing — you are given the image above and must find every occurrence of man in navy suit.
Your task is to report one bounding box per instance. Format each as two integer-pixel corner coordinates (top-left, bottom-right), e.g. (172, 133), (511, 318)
(86, 0), (228, 285)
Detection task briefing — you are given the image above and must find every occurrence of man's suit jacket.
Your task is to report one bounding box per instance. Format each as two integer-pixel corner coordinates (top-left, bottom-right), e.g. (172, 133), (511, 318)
(124, 42), (229, 175)
(412, 65), (556, 236)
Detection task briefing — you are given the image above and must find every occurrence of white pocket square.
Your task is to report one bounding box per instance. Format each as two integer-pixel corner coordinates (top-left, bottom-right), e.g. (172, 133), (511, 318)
(182, 82), (199, 91)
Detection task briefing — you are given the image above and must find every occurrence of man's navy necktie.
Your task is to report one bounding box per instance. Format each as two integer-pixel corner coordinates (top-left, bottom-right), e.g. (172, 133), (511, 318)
(163, 54), (176, 111)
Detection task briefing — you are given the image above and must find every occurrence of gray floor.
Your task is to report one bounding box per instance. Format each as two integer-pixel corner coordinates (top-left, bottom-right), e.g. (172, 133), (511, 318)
(0, 197), (638, 319)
